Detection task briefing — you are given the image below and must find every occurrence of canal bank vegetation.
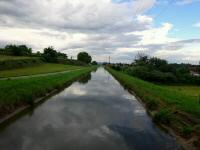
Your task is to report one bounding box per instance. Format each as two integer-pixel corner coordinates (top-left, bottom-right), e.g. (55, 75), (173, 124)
(111, 53), (200, 85)
(0, 44), (97, 71)
(107, 67), (200, 149)
(0, 44), (98, 121)
(0, 67), (96, 119)
(0, 63), (82, 78)
(107, 54), (200, 149)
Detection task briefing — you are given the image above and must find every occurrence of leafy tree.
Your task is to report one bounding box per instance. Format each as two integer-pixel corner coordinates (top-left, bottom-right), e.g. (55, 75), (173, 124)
(5, 44), (32, 56)
(5, 45), (32, 56)
(111, 53), (200, 85)
(148, 57), (168, 71)
(198, 61), (200, 74)
(57, 52), (68, 59)
(35, 51), (42, 57)
(133, 53), (149, 66)
(91, 61), (97, 65)
(18, 45), (32, 55)
(77, 52), (92, 64)
(42, 46), (58, 62)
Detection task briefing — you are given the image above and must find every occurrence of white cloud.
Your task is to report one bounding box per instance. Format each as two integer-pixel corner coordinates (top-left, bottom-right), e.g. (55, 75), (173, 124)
(0, 0), (199, 64)
(194, 22), (200, 28)
(176, 0), (200, 5)
(131, 23), (178, 45)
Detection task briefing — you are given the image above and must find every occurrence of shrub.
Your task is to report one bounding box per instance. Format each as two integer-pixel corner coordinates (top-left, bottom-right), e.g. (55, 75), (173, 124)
(153, 109), (173, 124)
(182, 126), (193, 137)
(91, 61), (98, 65)
(146, 98), (159, 110)
(111, 65), (121, 71)
(5, 45), (32, 56)
(0, 58), (42, 71)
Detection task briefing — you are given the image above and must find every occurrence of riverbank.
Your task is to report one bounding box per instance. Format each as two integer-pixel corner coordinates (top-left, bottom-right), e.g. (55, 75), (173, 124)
(0, 66), (96, 122)
(106, 67), (200, 150)
(0, 63), (82, 78)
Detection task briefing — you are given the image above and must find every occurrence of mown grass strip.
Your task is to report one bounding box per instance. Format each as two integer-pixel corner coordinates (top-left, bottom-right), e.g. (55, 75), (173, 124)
(107, 67), (200, 119)
(0, 63), (82, 78)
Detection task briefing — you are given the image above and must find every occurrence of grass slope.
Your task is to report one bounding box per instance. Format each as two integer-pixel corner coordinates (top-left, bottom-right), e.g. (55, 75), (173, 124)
(0, 67), (95, 108)
(107, 67), (200, 149)
(0, 63), (82, 77)
(107, 68), (200, 118)
(164, 85), (200, 97)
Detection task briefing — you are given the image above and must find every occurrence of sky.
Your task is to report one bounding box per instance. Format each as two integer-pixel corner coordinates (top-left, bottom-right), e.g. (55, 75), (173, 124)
(0, 0), (200, 64)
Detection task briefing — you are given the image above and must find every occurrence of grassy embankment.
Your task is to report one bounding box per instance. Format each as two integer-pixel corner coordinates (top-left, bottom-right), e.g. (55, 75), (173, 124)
(0, 55), (42, 71)
(164, 85), (200, 98)
(0, 63), (82, 78)
(0, 66), (96, 118)
(107, 67), (200, 148)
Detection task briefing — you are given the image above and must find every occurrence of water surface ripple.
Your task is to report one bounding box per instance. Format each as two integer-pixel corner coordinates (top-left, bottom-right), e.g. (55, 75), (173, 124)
(0, 67), (180, 150)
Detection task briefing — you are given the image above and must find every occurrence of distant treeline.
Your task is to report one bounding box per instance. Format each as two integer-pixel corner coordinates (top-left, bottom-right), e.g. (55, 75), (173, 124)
(0, 45), (32, 56)
(110, 53), (200, 85)
(0, 44), (97, 65)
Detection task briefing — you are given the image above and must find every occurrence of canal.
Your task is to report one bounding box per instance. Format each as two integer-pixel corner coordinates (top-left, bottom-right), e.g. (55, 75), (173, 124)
(0, 67), (179, 150)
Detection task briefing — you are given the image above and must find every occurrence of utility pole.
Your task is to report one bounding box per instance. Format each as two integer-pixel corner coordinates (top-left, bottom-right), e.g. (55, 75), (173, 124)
(109, 56), (110, 64)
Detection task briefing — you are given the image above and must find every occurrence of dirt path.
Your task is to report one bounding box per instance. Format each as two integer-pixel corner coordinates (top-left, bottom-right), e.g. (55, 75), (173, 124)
(0, 69), (83, 80)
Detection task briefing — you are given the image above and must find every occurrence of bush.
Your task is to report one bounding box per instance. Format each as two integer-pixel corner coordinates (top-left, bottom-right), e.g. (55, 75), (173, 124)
(5, 45), (32, 56)
(0, 58), (43, 71)
(91, 61), (98, 65)
(149, 70), (177, 83)
(65, 59), (86, 66)
(146, 98), (159, 110)
(182, 126), (193, 137)
(153, 109), (173, 124)
(128, 66), (149, 79)
(111, 65), (121, 71)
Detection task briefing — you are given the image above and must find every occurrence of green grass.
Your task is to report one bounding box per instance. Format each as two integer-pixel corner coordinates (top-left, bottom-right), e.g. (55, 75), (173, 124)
(107, 68), (200, 118)
(164, 85), (200, 97)
(0, 55), (33, 61)
(0, 67), (95, 107)
(0, 63), (82, 77)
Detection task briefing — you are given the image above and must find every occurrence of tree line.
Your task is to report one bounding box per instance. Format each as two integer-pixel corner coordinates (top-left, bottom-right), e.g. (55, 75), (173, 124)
(0, 44), (97, 65)
(110, 53), (200, 85)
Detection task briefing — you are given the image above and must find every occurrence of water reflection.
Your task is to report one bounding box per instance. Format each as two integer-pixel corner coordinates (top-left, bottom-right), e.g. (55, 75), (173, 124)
(0, 67), (180, 150)
(78, 72), (92, 84)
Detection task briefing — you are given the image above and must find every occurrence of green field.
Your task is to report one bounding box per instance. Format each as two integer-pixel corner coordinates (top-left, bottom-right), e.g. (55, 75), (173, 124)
(0, 55), (33, 61)
(0, 67), (95, 107)
(107, 67), (200, 118)
(164, 85), (200, 97)
(0, 63), (82, 78)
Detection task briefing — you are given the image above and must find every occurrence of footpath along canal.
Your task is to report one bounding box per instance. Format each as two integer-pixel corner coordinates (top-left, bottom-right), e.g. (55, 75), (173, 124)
(0, 67), (180, 150)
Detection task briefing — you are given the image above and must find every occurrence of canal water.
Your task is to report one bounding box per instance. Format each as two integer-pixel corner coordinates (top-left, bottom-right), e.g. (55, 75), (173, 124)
(0, 67), (179, 150)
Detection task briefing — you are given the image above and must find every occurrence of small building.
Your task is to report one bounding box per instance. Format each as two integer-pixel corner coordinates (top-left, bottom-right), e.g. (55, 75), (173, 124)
(190, 71), (200, 77)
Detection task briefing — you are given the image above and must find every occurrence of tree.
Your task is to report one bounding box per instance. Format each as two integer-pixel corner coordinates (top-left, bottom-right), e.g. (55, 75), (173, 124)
(5, 44), (32, 56)
(91, 61), (97, 65)
(133, 53), (149, 66)
(36, 51), (42, 57)
(77, 52), (92, 64)
(42, 46), (58, 62)
(57, 52), (67, 59)
(18, 45), (32, 55)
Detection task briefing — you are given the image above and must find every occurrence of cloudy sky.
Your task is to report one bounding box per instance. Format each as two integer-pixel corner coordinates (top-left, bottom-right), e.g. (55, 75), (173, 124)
(0, 0), (200, 64)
